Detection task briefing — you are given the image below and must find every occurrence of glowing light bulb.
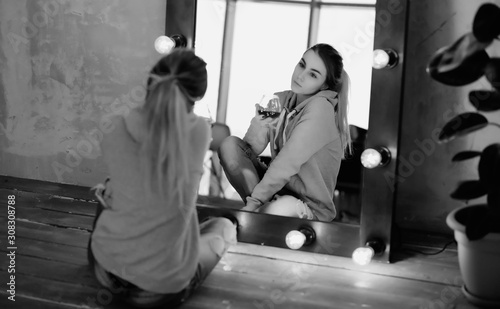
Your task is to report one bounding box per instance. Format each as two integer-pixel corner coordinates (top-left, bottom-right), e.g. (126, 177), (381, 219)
(361, 148), (382, 169)
(372, 49), (398, 69)
(154, 36), (175, 54)
(286, 230), (306, 250)
(352, 246), (375, 266)
(361, 147), (391, 169)
(373, 49), (390, 69)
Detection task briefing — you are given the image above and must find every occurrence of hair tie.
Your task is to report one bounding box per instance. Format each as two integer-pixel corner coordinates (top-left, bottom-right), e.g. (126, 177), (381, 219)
(148, 73), (199, 102)
(148, 73), (178, 90)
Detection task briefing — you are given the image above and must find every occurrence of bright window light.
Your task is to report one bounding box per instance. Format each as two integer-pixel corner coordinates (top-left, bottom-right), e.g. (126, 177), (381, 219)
(318, 5), (375, 130)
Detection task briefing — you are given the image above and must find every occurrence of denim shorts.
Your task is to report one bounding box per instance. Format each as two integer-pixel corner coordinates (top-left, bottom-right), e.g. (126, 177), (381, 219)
(88, 246), (202, 308)
(295, 199), (315, 220)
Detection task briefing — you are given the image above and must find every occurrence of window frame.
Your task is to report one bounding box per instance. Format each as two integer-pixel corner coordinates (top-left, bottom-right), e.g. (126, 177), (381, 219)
(215, 0), (375, 123)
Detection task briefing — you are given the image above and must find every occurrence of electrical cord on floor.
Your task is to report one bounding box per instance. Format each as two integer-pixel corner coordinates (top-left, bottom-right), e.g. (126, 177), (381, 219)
(402, 240), (457, 256)
(392, 223), (457, 256)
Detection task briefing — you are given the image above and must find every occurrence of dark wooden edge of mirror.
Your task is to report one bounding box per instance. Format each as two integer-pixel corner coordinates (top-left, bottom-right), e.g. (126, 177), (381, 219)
(360, 0), (409, 263)
(197, 204), (360, 257)
(165, 0), (197, 48)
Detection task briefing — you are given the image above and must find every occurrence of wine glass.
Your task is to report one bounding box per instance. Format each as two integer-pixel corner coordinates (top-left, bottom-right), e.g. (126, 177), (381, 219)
(257, 93), (282, 118)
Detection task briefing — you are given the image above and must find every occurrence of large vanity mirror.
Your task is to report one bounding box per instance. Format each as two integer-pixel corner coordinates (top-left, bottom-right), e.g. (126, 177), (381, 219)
(194, 0), (374, 226)
(166, 0), (408, 262)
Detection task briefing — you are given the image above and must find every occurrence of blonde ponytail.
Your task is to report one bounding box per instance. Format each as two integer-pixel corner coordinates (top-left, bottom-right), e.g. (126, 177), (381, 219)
(337, 69), (352, 157)
(139, 49), (207, 208)
(141, 76), (190, 206)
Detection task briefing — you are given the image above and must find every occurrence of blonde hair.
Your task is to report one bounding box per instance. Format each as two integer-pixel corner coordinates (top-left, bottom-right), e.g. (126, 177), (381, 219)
(309, 44), (352, 157)
(337, 69), (352, 156)
(140, 49), (207, 205)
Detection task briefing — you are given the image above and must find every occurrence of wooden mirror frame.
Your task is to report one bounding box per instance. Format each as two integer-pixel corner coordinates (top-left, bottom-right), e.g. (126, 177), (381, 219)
(166, 0), (409, 262)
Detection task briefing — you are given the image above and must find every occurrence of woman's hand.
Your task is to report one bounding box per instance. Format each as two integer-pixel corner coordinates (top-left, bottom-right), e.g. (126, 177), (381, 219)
(243, 104), (280, 155)
(242, 196), (263, 212)
(254, 104), (280, 126)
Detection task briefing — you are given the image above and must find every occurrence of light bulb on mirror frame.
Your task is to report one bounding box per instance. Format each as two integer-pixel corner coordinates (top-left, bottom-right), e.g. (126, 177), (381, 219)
(154, 36), (175, 54)
(285, 226), (316, 250)
(286, 230), (306, 250)
(352, 245), (375, 266)
(372, 49), (399, 69)
(361, 146), (391, 169)
(352, 239), (386, 266)
(170, 34), (187, 48)
(154, 34), (188, 55)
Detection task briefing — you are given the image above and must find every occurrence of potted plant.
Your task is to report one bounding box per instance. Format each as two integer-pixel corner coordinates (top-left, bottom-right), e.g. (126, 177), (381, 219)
(427, 3), (500, 307)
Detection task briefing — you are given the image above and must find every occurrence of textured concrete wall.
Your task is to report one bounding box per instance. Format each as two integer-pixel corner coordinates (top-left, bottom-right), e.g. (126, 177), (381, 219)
(0, 0), (165, 186)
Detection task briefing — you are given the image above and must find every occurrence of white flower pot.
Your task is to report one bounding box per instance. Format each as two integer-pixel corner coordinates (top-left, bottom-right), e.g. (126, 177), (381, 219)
(446, 205), (500, 307)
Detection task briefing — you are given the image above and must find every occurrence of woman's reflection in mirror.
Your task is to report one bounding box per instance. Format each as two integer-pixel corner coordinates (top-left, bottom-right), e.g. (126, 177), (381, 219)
(218, 43), (352, 222)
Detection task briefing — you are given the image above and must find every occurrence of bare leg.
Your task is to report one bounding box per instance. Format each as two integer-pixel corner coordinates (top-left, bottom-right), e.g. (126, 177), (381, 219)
(196, 217), (237, 284)
(256, 195), (314, 220)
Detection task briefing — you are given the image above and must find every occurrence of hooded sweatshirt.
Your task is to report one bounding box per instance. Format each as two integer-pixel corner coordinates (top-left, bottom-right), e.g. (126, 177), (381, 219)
(248, 90), (342, 221)
(91, 109), (210, 294)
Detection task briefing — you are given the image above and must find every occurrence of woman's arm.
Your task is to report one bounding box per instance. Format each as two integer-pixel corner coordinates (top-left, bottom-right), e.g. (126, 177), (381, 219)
(248, 99), (338, 206)
(242, 104), (277, 155)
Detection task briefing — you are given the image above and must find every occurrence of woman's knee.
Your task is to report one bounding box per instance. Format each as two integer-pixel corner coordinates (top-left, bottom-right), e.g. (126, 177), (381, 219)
(258, 196), (309, 219)
(218, 136), (243, 157)
(218, 136), (245, 170)
(201, 217), (237, 238)
(200, 217), (237, 257)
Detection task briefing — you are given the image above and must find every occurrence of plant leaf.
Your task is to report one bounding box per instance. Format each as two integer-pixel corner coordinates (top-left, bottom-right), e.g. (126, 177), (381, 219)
(485, 58), (500, 91)
(451, 151), (482, 162)
(488, 189), (500, 211)
(439, 113), (488, 142)
(473, 3), (500, 43)
(450, 180), (487, 200)
(469, 90), (500, 111)
(478, 144), (500, 188)
(426, 33), (490, 86)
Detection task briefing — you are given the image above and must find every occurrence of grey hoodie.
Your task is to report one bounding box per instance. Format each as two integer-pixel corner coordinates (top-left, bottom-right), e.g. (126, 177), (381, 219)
(248, 90), (342, 221)
(91, 110), (211, 293)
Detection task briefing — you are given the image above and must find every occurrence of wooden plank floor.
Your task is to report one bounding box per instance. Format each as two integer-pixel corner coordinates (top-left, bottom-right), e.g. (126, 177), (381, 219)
(0, 178), (481, 309)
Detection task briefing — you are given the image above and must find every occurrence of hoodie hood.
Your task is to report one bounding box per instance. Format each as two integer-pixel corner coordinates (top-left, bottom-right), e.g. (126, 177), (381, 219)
(277, 90), (338, 114)
(272, 90), (338, 151)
